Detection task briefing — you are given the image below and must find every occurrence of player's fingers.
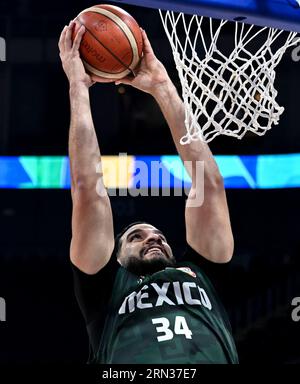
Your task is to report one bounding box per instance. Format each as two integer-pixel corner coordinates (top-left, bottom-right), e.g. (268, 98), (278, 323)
(90, 75), (115, 83)
(58, 26), (67, 52)
(89, 79), (97, 87)
(65, 20), (74, 51)
(73, 24), (85, 52)
(115, 76), (133, 86)
(140, 28), (154, 56)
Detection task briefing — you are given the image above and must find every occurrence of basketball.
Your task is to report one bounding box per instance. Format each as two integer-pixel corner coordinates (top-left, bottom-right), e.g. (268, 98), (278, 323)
(72, 4), (143, 81)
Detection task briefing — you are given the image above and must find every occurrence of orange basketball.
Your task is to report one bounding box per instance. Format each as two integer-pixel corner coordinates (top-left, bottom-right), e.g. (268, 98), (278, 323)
(72, 4), (143, 81)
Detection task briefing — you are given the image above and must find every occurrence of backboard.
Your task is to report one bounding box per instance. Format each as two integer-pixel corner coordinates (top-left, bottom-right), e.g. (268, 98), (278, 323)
(112, 1), (300, 143)
(112, 0), (300, 32)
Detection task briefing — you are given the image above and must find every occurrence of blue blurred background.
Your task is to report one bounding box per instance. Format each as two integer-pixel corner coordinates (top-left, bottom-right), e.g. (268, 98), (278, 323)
(0, 0), (300, 364)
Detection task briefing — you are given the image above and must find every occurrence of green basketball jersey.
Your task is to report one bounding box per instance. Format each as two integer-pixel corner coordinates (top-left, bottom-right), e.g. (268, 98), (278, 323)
(73, 246), (239, 364)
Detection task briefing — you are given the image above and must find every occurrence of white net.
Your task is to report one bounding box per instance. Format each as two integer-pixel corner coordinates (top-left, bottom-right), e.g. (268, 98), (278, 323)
(159, 11), (300, 144)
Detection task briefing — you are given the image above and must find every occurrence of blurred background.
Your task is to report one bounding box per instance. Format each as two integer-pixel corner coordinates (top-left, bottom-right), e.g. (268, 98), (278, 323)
(0, 0), (300, 364)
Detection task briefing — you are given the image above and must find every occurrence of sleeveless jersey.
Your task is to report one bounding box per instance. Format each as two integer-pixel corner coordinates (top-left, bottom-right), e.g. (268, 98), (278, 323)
(74, 248), (239, 364)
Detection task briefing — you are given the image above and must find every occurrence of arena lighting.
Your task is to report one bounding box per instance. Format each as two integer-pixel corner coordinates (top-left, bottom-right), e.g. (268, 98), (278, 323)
(0, 154), (300, 189)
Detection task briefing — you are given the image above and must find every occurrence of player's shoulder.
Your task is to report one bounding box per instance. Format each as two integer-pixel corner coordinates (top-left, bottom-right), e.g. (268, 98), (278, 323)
(177, 243), (231, 301)
(178, 243), (230, 275)
(179, 243), (212, 267)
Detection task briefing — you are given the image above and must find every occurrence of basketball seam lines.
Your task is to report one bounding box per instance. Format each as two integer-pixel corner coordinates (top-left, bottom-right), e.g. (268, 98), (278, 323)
(82, 61), (130, 77)
(77, 17), (134, 75)
(80, 6), (140, 68)
(89, 11), (135, 68)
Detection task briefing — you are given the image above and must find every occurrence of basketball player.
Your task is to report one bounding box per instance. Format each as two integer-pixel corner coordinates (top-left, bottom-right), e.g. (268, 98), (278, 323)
(58, 21), (238, 364)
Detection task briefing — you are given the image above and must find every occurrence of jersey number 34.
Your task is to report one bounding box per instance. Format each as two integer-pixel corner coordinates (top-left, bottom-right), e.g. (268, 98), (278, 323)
(152, 316), (193, 342)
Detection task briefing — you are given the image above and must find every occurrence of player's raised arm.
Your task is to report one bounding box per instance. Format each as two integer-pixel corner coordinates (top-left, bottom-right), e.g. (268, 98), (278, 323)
(58, 21), (114, 274)
(117, 29), (234, 263)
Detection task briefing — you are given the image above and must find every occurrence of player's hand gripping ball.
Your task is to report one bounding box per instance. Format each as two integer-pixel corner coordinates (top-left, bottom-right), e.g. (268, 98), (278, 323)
(72, 4), (143, 82)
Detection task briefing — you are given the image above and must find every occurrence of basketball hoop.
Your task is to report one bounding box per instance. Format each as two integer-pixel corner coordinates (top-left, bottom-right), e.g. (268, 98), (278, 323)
(159, 11), (300, 144)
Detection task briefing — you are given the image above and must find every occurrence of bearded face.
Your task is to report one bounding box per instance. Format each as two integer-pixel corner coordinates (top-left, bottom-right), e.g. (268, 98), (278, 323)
(117, 224), (176, 276)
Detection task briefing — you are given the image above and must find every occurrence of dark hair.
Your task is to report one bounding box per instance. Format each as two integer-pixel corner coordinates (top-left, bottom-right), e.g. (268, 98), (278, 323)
(113, 221), (152, 259)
